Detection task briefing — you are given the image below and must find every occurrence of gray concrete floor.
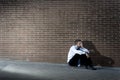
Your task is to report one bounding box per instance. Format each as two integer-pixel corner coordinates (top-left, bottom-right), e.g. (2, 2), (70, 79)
(0, 60), (120, 80)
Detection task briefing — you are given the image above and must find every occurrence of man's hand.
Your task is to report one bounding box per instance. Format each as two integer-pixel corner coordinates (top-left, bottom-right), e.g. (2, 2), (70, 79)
(86, 53), (90, 58)
(80, 42), (84, 48)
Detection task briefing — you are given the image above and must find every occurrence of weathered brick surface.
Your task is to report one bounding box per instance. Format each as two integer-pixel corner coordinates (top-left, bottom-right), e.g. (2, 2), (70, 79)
(0, 0), (119, 66)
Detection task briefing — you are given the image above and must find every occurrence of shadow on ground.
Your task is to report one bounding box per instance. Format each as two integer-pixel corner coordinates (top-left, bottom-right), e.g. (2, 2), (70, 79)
(83, 40), (114, 67)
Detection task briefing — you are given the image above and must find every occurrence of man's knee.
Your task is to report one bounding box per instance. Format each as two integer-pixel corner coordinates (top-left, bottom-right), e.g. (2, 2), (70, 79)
(74, 54), (81, 57)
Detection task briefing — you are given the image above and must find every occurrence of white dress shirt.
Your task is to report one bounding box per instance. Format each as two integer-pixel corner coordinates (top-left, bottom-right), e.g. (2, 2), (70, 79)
(67, 45), (90, 63)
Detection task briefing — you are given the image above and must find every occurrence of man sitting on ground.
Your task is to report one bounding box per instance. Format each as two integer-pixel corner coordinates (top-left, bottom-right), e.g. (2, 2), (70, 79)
(67, 39), (96, 70)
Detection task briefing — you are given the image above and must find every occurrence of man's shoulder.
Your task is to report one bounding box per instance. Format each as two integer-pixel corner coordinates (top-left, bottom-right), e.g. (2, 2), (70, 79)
(70, 45), (76, 49)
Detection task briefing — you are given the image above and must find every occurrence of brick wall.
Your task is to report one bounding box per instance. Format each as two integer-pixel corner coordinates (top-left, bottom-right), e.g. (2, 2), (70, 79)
(0, 0), (119, 66)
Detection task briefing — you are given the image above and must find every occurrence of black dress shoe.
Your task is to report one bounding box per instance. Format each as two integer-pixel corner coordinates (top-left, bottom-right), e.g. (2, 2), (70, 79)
(85, 66), (88, 69)
(91, 67), (97, 70)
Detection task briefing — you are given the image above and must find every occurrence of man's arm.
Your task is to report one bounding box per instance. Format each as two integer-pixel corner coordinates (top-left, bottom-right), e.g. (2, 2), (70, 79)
(80, 48), (90, 58)
(71, 46), (86, 55)
(80, 48), (90, 53)
(85, 53), (90, 58)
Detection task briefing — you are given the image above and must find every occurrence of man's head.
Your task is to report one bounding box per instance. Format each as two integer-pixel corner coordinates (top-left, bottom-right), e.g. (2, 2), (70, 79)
(74, 39), (83, 47)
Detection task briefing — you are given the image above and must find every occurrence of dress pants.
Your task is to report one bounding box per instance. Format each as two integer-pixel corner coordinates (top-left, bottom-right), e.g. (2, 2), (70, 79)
(68, 54), (93, 67)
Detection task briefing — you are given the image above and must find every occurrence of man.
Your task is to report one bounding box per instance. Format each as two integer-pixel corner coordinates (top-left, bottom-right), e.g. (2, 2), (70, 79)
(67, 39), (96, 70)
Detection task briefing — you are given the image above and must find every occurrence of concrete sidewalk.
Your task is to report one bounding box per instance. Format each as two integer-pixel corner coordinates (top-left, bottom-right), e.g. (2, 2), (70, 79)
(0, 60), (120, 80)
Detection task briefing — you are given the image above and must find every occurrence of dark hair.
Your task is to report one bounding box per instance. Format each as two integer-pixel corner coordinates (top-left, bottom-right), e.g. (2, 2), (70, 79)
(74, 39), (82, 44)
